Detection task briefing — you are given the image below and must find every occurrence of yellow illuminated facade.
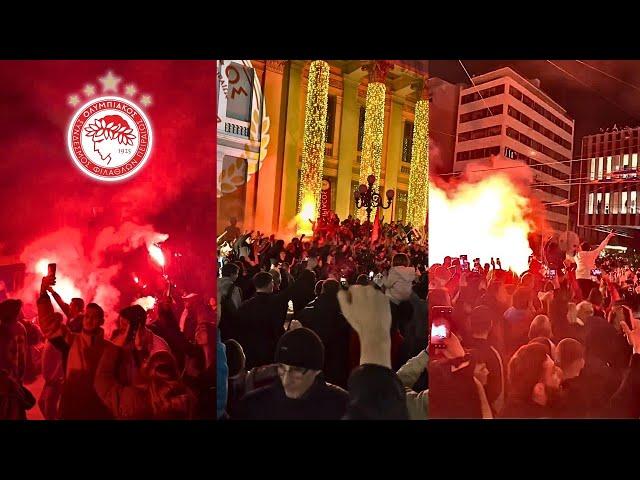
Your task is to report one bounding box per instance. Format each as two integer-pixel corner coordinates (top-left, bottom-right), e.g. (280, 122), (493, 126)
(216, 60), (430, 237)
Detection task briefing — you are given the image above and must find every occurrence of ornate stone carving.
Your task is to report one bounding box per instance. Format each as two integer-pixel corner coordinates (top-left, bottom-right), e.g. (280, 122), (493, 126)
(362, 61), (393, 84)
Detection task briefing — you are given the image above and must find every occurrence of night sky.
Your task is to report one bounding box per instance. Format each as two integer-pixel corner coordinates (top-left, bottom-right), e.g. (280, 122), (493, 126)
(430, 60), (640, 150)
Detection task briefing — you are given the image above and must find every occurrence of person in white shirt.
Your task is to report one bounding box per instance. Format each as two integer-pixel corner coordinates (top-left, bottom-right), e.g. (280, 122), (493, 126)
(574, 231), (615, 299)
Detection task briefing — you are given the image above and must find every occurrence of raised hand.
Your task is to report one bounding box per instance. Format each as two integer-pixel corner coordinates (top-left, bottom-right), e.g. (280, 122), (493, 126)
(337, 285), (391, 368)
(441, 332), (466, 360)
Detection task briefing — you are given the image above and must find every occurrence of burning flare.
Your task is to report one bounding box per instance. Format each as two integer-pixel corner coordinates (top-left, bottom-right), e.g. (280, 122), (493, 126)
(296, 194), (318, 236)
(429, 175), (535, 274)
(148, 243), (166, 268)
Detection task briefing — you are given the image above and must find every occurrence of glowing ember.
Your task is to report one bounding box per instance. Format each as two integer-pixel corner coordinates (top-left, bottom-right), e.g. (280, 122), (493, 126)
(133, 295), (156, 311)
(148, 243), (165, 267)
(429, 175), (535, 274)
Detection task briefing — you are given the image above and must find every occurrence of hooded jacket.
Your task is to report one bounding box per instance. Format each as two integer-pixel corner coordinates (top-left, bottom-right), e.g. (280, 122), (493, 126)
(384, 266), (416, 304)
(108, 327), (170, 387)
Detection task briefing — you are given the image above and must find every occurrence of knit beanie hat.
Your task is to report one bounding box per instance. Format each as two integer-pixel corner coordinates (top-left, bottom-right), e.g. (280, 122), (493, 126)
(274, 327), (324, 371)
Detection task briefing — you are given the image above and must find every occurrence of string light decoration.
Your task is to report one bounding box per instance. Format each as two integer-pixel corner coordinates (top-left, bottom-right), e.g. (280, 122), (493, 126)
(406, 98), (429, 229)
(358, 81), (386, 222)
(297, 60), (330, 234)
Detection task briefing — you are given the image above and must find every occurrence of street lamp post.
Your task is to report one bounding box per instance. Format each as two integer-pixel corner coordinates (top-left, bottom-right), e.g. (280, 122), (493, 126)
(354, 174), (395, 225)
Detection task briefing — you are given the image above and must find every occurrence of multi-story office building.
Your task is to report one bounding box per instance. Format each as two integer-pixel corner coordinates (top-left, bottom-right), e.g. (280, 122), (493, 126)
(575, 127), (640, 246)
(452, 67), (575, 233)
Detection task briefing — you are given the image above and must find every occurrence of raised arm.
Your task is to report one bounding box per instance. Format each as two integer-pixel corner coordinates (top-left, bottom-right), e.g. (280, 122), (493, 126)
(48, 288), (72, 320)
(397, 350), (429, 388)
(37, 277), (69, 342)
(595, 231), (616, 254)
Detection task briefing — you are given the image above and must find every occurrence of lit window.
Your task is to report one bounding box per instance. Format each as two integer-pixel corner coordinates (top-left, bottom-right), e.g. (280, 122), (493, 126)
(598, 157), (604, 180)
(632, 191), (637, 214)
(633, 153), (638, 169)
(590, 158), (596, 180)
(622, 191), (628, 214)
(605, 192), (610, 214)
(612, 191), (619, 214)
(596, 192), (603, 213)
(588, 192), (594, 214)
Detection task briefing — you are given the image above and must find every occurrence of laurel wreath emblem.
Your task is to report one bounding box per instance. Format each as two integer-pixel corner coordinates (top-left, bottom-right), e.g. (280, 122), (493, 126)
(84, 119), (136, 145)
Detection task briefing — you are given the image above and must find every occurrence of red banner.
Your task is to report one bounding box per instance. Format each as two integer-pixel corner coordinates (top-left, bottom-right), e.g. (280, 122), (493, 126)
(320, 179), (331, 220)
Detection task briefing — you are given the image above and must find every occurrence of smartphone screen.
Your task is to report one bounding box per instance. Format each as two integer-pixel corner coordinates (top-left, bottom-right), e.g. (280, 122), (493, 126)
(431, 323), (449, 343)
(429, 306), (453, 355)
(48, 263), (56, 277)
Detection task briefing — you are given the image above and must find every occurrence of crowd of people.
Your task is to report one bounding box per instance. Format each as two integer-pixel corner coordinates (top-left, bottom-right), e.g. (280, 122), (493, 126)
(216, 213), (428, 419)
(0, 268), (215, 420)
(429, 231), (640, 418)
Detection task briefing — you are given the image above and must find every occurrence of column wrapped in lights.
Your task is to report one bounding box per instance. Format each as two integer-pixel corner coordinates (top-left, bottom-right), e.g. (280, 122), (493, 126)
(297, 60), (330, 234)
(358, 82), (386, 222)
(406, 93), (429, 229)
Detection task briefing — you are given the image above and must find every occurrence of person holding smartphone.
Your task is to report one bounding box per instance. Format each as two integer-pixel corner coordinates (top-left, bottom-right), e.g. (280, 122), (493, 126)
(427, 317), (493, 419)
(37, 275), (113, 419)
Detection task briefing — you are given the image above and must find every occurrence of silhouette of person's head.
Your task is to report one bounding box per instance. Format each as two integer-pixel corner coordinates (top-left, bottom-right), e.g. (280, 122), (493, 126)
(84, 114), (135, 165)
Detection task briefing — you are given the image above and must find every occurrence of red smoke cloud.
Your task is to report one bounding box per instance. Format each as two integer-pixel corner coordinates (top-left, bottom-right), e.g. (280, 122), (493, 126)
(0, 61), (216, 322)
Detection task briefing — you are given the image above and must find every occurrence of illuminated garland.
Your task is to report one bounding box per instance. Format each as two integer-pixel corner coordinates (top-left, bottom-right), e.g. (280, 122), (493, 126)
(358, 82), (386, 222)
(297, 61), (330, 233)
(406, 99), (429, 229)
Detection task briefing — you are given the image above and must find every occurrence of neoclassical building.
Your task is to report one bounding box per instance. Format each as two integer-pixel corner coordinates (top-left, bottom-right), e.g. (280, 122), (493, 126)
(217, 60), (430, 236)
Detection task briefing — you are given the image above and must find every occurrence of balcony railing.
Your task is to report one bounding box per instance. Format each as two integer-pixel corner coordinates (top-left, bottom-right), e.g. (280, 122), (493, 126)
(224, 122), (250, 138)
